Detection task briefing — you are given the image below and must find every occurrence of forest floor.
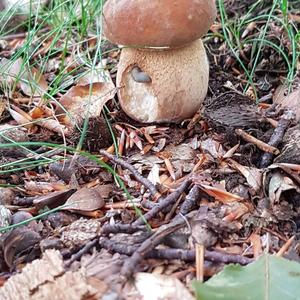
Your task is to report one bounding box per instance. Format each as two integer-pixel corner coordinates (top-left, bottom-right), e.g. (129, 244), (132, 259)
(0, 0), (300, 299)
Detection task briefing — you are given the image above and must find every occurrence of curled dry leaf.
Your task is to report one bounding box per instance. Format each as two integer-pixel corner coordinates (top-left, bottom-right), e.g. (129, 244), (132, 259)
(61, 186), (105, 214)
(200, 184), (243, 203)
(227, 158), (262, 192)
(57, 82), (116, 129)
(266, 171), (300, 204)
(33, 189), (76, 210)
(9, 107), (32, 127)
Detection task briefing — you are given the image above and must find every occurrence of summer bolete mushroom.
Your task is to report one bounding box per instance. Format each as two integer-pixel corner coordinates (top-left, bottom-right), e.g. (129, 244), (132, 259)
(103, 0), (217, 123)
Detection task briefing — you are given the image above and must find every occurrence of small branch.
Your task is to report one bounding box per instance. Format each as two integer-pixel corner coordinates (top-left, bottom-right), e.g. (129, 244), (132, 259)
(133, 178), (192, 226)
(101, 224), (148, 235)
(99, 150), (160, 199)
(259, 109), (295, 168)
(235, 128), (279, 155)
(64, 238), (98, 268)
(99, 237), (253, 265)
(179, 185), (202, 215)
(121, 211), (197, 279)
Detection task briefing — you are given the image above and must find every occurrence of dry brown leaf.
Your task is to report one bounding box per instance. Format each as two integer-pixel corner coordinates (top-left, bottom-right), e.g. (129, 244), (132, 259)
(61, 186), (105, 213)
(227, 158), (262, 192)
(57, 82), (116, 127)
(33, 189), (76, 209)
(267, 171), (299, 204)
(200, 138), (226, 159)
(200, 184), (243, 203)
(20, 66), (48, 97)
(2, 227), (41, 268)
(249, 233), (262, 259)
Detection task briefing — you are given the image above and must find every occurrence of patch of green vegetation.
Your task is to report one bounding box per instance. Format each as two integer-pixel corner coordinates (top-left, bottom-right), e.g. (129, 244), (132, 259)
(217, 0), (300, 97)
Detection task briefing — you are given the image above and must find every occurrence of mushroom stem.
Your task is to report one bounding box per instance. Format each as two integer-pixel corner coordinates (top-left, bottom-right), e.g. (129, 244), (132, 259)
(117, 39), (209, 123)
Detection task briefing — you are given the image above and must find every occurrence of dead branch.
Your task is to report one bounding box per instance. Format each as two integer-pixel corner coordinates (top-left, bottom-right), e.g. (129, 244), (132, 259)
(235, 128), (280, 155)
(120, 211), (197, 279)
(260, 109), (295, 168)
(101, 224), (148, 235)
(64, 238), (98, 268)
(179, 185), (202, 215)
(133, 178), (192, 226)
(100, 150), (160, 199)
(99, 237), (253, 265)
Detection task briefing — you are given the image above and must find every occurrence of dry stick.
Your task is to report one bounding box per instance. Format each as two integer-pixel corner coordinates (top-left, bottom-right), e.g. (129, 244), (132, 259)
(99, 150), (160, 199)
(259, 109), (295, 168)
(132, 178), (192, 226)
(64, 238), (98, 268)
(102, 179), (191, 235)
(99, 237), (253, 265)
(120, 211), (197, 279)
(276, 235), (295, 257)
(235, 128), (280, 155)
(102, 224), (148, 235)
(179, 185), (202, 215)
(196, 244), (205, 282)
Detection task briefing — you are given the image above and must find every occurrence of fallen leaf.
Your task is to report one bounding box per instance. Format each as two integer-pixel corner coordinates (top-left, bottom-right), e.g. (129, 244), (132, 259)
(200, 184), (243, 203)
(62, 186), (105, 213)
(267, 171), (299, 204)
(57, 82), (116, 128)
(227, 158), (262, 192)
(194, 254), (300, 300)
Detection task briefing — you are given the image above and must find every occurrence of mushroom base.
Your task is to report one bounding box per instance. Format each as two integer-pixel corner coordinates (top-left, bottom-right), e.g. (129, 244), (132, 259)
(117, 39), (209, 123)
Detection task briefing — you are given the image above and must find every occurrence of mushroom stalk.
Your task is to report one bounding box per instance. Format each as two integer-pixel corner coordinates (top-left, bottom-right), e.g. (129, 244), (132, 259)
(117, 40), (209, 123)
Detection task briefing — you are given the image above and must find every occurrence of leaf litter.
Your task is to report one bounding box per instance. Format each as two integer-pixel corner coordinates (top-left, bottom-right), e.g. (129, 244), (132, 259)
(0, 1), (300, 299)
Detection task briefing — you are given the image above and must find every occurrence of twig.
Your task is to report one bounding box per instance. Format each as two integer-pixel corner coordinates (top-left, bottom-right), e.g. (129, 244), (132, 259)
(133, 178), (192, 226)
(120, 211), (197, 279)
(64, 238), (98, 268)
(235, 128), (279, 155)
(260, 109), (295, 168)
(99, 150), (160, 199)
(101, 224), (148, 235)
(276, 235), (295, 257)
(99, 237), (253, 265)
(179, 185), (202, 215)
(196, 244), (205, 282)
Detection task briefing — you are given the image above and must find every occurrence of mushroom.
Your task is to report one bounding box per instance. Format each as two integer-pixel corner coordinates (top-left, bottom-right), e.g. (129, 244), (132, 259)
(103, 0), (216, 123)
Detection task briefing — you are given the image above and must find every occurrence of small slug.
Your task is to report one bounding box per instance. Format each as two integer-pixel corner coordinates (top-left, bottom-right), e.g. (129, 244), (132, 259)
(131, 66), (152, 83)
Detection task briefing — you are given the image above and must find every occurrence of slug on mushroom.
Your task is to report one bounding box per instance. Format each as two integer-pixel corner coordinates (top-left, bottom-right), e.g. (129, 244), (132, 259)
(103, 0), (217, 123)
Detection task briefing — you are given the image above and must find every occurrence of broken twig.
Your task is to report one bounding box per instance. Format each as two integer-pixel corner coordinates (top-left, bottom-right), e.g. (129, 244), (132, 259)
(100, 150), (160, 199)
(260, 109), (295, 168)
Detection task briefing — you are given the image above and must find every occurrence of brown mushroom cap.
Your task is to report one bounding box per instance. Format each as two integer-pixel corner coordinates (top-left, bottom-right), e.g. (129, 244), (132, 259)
(103, 0), (217, 48)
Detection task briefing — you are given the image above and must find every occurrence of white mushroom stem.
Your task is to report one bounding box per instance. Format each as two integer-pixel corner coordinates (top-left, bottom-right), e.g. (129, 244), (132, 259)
(117, 39), (209, 123)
